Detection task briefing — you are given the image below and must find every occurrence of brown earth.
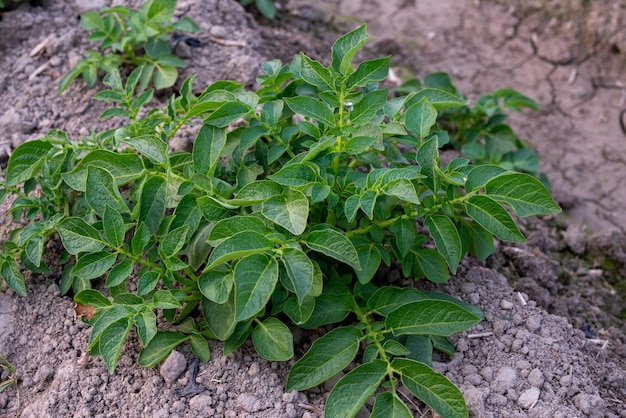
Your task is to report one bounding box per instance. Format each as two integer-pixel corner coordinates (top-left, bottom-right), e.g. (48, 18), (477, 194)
(0, 0), (626, 417)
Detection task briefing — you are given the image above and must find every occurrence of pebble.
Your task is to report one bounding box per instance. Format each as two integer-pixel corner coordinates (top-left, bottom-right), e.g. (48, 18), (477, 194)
(500, 300), (514, 310)
(237, 393), (261, 413)
(189, 393), (213, 410)
(159, 351), (187, 384)
(573, 393), (606, 415)
(526, 315), (542, 332)
(492, 366), (517, 392)
(528, 368), (545, 387)
(517, 387), (540, 409)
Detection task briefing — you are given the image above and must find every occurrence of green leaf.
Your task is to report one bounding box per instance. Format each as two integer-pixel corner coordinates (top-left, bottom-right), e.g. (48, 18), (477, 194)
(190, 334), (211, 362)
(134, 309), (157, 347)
(284, 96), (335, 127)
(72, 252), (117, 280)
(305, 226), (361, 271)
(103, 206), (126, 247)
(153, 290), (183, 309)
(367, 287), (426, 317)
(299, 53), (334, 92)
(283, 295), (315, 324)
(371, 392), (412, 418)
(24, 237), (43, 268)
(198, 269), (233, 304)
(223, 320), (253, 356)
(355, 245), (381, 284)
(331, 24), (368, 75)
(105, 259), (133, 288)
(268, 163), (317, 187)
(465, 165), (507, 191)
(254, 0), (276, 19)
(86, 166), (128, 218)
(392, 358), (468, 418)
(300, 292), (354, 329)
(465, 195), (526, 242)
(193, 124), (227, 176)
(88, 305), (136, 352)
(138, 331), (190, 367)
(1, 259), (27, 296)
(139, 176), (167, 234)
(405, 97), (437, 140)
(386, 300), (481, 336)
(281, 248), (314, 303)
(206, 231), (273, 269)
(381, 179), (420, 205)
(153, 65), (178, 90)
(407, 88), (469, 110)
(390, 217), (416, 257)
(346, 57), (391, 89)
(74, 289), (112, 307)
(209, 216), (270, 246)
(124, 135), (168, 165)
(286, 326), (362, 391)
(325, 360), (387, 418)
(485, 172), (561, 216)
(229, 181), (283, 205)
(252, 317), (293, 361)
(137, 271), (159, 296)
(61, 150), (144, 191)
(146, 0), (176, 22)
(131, 222), (152, 255)
(202, 293), (237, 341)
(417, 137), (438, 191)
(204, 102), (250, 127)
(100, 317), (132, 374)
(424, 215), (462, 274)
(5, 140), (53, 186)
(160, 225), (189, 258)
(414, 249), (450, 283)
(234, 254), (279, 321)
(350, 88), (388, 124)
(422, 291), (484, 320)
(261, 189), (309, 235)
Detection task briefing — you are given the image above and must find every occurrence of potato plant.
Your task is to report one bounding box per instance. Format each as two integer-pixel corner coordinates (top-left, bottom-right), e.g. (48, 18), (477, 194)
(0, 25), (560, 418)
(58, 0), (199, 93)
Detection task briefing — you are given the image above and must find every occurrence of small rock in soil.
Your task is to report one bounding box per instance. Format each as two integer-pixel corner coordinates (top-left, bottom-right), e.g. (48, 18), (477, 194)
(160, 350), (187, 384)
(517, 387), (540, 409)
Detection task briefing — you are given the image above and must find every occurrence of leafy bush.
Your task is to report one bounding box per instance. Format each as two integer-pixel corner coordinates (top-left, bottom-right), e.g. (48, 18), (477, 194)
(1, 25), (560, 418)
(397, 73), (545, 181)
(58, 0), (199, 94)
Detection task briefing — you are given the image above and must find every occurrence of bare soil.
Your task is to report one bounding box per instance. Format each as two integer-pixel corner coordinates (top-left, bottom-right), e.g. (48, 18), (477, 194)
(0, 0), (626, 417)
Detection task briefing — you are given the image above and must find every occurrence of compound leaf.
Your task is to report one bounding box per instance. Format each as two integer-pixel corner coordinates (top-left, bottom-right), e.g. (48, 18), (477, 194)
(284, 96), (335, 127)
(193, 124), (226, 176)
(5, 140), (53, 186)
(281, 247), (314, 303)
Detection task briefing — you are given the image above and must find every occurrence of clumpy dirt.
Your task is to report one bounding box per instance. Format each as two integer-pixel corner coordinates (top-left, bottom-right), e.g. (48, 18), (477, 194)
(1, 0), (626, 417)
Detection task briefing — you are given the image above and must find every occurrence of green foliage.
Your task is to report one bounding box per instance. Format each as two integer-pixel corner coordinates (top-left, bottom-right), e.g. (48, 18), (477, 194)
(239, 0), (277, 20)
(1, 25), (560, 417)
(58, 0), (199, 94)
(396, 72), (546, 182)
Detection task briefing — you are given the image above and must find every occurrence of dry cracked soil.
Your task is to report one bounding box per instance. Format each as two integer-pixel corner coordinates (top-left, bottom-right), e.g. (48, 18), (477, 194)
(1, 0), (626, 417)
